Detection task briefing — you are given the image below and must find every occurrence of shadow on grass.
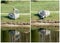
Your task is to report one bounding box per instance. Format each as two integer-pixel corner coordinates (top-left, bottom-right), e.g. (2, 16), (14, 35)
(1, 16), (15, 20)
(34, 14), (44, 20)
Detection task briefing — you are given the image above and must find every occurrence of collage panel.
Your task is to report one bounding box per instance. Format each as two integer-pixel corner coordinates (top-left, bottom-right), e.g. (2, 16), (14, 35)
(31, 25), (59, 42)
(0, 0), (60, 43)
(31, 0), (59, 42)
(1, 0), (30, 25)
(1, 26), (30, 42)
(31, 1), (59, 23)
(1, 0), (30, 42)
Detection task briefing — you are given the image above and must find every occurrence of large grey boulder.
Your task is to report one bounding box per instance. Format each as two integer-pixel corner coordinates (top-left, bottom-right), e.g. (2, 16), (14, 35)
(38, 10), (50, 19)
(8, 8), (20, 19)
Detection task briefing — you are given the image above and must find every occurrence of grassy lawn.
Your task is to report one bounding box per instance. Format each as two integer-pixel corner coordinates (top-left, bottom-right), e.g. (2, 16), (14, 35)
(31, 12), (59, 21)
(1, 1), (30, 24)
(1, 1), (30, 13)
(1, 13), (30, 24)
(31, 1), (59, 21)
(31, 1), (59, 11)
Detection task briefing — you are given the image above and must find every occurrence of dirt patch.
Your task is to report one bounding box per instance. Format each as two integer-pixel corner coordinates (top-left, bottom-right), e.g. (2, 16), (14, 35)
(1, 22), (30, 25)
(31, 20), (59, 23)
(32, 23), (59, 26)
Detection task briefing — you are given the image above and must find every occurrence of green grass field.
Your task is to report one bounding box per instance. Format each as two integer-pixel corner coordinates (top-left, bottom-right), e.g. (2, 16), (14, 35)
(1, 1), (59, 24)
(1, 13), (30, 24)
(1, 1), (30, 13)
(31, 1), (58, 11)
(1, 1), (30, 24)
(31, 12), (59, 21)
(31, 1), (59, 21)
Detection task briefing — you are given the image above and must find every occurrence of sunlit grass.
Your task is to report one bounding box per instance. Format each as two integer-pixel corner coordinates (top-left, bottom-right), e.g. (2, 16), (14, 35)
(31, 1), (59, 11)
(1, 1), (30, 13)
(31, 12), (59, 21)
(1, 13), (30, 23)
